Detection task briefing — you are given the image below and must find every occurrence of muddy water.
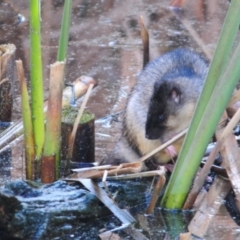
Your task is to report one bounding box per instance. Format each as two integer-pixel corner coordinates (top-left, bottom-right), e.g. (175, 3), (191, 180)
(1, 0), (240, 239)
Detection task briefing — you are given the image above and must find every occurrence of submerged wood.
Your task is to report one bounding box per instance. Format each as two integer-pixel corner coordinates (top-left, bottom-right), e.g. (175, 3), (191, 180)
(123, 225), (149, 240)
(220, 134), (240, 200)
(71, 116), (94, 163)
(188, 176), (231, 238)
(61, 107), (95, 175)
(62, 114), (95, 162)
(188, 113), (240, 235)
(218, 114), (240, 209)
(146, 175), (166, 214)
(75, 179), (136, 228)
(0, 76), (97, 153)
(0, 44), (16, 122)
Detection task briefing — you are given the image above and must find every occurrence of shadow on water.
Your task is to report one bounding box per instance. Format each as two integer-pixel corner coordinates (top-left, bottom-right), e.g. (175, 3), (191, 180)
(1, 0), (240, 239)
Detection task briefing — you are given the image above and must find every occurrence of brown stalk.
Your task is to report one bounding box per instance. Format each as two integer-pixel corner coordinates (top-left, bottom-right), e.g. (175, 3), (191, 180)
(68, 163), (165, 180)
(42, 61), (65, 183)
(227, 88), (240, 107)
(179, 232), (192, 240)
(139, 16), (149, 68)
(146, 175), (166, 214)
(139, 128), (188, 162)
(16, 60), (35, 180)
(77, 179), (136, 224)
(41, 155), (56, 183)
(67, 83), (94, 160)
(188, 176), (231, 237)
(183, 108), (240, 209)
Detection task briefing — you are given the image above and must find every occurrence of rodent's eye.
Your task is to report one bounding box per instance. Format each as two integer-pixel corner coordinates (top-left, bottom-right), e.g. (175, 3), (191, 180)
(159, 114), (164, 121)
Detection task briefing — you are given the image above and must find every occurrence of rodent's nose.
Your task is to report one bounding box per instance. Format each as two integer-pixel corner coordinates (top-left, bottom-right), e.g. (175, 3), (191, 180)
(145, 129), (161, 140)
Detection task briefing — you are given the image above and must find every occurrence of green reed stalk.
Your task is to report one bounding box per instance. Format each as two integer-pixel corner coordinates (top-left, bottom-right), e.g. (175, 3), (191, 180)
(161, 0), (240, 209)
(29, 0), (44, 160)
(57, 0), (72, 61)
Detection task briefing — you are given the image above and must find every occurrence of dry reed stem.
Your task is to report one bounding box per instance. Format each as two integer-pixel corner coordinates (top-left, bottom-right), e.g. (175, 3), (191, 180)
(183, 108), (240, 209)
(139, 128), (188, 162)
(67, 83), (94, 159)
(139, 16), (149, 68)
(146, 175), (166, 214)
(16, 60), (35, 180)
(42, 61), (65, 182)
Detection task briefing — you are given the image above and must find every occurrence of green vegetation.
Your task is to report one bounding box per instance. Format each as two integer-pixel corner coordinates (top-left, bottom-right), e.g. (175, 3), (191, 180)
(29, 0), (45, 160)
(57, 0), (72, 61)
(62, 107), (95, 125)
(161, 0), (240, 209)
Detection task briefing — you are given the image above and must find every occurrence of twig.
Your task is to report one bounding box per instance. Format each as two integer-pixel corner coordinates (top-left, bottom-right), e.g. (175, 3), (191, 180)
(0, 78), (9, 85)
(67, 83), (94, 159)
(76, 178), (136, 224)
(227, 88), (240, 107)
(139, 128), (188, 162)
(146, 175), (166, 214)
(106, 168), (165, 180)
(139, 16), (149, 68)
(183, 107), (240, 209)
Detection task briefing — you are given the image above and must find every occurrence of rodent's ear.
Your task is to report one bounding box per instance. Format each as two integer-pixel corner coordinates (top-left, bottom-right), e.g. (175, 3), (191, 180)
(170, 87), (181, 104)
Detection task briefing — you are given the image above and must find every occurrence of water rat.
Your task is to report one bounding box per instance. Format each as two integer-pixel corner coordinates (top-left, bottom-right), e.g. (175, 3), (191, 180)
(101, 48), (208, 167)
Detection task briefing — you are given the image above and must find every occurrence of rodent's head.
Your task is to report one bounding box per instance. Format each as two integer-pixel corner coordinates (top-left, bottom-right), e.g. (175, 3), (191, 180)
(145, 76), (198, 142)
(143, 48), (207, 142)
(145, 81), (182, 140)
